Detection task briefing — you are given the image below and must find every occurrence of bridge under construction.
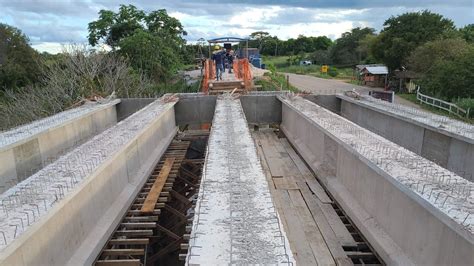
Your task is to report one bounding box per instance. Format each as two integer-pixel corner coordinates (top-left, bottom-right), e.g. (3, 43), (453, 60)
(0, 77), (473, 264)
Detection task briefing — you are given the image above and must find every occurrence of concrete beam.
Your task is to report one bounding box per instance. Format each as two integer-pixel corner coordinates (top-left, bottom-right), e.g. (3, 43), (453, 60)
(0, 100), (120, 193)
(338, 95), (474, 181)
(0, 98), (177, 266)
(279, 96), (473, 265)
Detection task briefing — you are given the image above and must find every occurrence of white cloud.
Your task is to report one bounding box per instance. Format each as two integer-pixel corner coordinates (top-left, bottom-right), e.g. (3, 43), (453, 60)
(31, 42), (65, 54)
(2, 1), (472, 53)
(228, 6), (282, 28)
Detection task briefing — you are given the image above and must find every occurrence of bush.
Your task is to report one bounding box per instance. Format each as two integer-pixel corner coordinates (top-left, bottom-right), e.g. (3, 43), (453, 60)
(0, 46), (157, 129)
(419, 46), (474, 100)
(328, 66), (338, 77)
(455, 98), (474, 118)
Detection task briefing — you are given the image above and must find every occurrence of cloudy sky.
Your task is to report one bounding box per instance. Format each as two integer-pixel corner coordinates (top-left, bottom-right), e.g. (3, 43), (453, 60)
(1, 0), (472, 53)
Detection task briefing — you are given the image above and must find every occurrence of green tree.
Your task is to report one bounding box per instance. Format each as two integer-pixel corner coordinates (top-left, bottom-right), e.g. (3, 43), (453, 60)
(0, 23), (41, 89)
(329, 27), (375, 65)
(356, 34), (377, 64)
(371, 10), (455, 70)
(409, 38), (471, 74)
(459, 24), (474, 43)
(310, 50), (331, 65)
(88, 5), (187, 81)
(419, 47), (474, 99)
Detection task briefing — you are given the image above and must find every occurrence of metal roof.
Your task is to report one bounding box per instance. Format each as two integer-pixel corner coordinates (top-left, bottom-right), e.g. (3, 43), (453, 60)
(363, 66), (388, 75)
(356, 64), (385, 70)
(207, 37), (249, 43)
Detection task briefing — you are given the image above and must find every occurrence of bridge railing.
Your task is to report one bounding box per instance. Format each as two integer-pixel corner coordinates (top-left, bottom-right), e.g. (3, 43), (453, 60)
(416, 89), (470, 118)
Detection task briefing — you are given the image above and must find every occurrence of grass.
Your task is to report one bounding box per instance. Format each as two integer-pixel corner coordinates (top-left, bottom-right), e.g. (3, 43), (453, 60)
(255, 73), (298, 92)
(397, 93), (474, 124)
(262, 55), (355, 82)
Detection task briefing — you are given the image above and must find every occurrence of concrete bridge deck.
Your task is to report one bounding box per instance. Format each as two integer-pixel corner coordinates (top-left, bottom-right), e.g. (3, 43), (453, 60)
(0, 92), (472, 265)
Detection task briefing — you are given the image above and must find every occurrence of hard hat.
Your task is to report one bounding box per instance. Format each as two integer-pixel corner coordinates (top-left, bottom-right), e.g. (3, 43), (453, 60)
(214, 45), (221, 50)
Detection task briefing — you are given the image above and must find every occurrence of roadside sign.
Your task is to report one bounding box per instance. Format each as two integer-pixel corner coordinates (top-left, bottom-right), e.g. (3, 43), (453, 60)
(321, 65), (328, 73)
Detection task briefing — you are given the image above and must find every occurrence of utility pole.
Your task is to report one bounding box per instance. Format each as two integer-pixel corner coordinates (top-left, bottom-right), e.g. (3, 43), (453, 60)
(274, 40), (278, 56)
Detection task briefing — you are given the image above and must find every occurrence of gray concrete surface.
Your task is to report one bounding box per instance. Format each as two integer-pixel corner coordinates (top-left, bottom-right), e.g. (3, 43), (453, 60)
(186, 96), (293, 264)
(116, 98), (155, 121)
(339, 96), (474, 181)
(174, 93), (217, 126)
(175, 92), (285, 127)
(0, 101), (119, 193)
(279, 97), (473, 266)
(303, 94), (341, 114)
(0, 99), (177, 266)
(240, 92), (284, 125)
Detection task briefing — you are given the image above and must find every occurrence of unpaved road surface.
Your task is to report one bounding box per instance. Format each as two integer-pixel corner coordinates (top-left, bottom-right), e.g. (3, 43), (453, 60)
(285, 73), (420, 109)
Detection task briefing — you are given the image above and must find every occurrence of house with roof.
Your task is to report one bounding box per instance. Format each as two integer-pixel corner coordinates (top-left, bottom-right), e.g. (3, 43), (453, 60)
(356, 64), (388, 87)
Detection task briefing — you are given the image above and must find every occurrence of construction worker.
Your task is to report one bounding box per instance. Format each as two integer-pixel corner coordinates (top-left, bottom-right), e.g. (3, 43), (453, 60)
(225, 49), (234, 74)
(211, 45), (224, 81)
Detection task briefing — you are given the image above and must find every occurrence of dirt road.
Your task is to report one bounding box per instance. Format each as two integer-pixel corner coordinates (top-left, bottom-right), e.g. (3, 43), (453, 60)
(285, 73), (420, 109)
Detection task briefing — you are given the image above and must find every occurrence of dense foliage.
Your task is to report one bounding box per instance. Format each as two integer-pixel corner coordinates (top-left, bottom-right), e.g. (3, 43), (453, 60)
(409, 38), (471, 75)
(371, 10), (455, 70)
(329, 27), (376, 66)
(88, 5), (187, 81)
(0, 24), (41, 90)
(417, 47), (474, 100)
(247, 32), (332, 56)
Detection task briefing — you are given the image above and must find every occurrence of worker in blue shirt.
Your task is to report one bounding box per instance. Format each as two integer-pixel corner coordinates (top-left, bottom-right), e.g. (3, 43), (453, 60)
(212, 46), (224, 81)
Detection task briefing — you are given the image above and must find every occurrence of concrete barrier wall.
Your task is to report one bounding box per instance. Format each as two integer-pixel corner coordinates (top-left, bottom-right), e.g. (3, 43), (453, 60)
(240, 92), (283, 125)
(280, 99), (473, 265)
(116, 98), (155, 121)
(0, 101), (119, 192)
(303, 94), (341, 114)
(174, 94), (217, 126)
(339, 98), (474, 181)
(0, 101), (177, 266)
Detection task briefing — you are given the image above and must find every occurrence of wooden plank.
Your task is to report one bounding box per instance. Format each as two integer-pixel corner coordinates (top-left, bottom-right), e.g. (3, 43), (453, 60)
(280, 138), (312, 175)
(96, 259), (140, 266)
(128, 209), (160, 215)
(280, 138), (333, 203)
(123, 216), (159, 222)
(275, 190), (317, 265)
(109, 239), (149, 245)
(287, 189), (336, 266)
(263, 131), (303, 176)
(120, 222), (156, 229)
(320, 203), (358, 247)
(297, 181), (352, 265)
(102, 249), (144, 256)
(114, 230), (153, 237)
(273, 176), (299, 190)
(141, 158), (175, 213)
(303, 175), (333, 204)
(258, 134), (285, 178)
